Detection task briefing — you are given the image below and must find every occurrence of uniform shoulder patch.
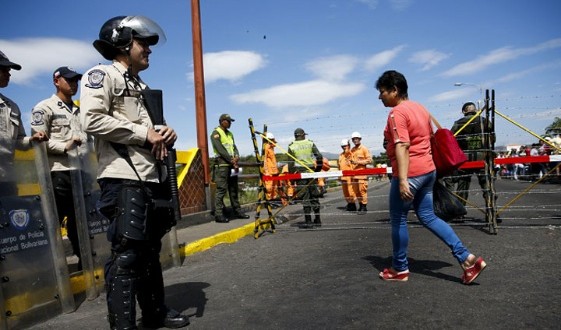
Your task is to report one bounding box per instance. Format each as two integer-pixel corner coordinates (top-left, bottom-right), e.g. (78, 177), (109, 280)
(85, 69), (105, 89)
(31, 109), (45, 126)
(213, 134), (220, 139)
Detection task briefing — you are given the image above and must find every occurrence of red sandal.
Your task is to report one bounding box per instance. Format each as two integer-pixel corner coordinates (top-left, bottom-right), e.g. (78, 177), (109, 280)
(462, 257), (487, 285)
(379, 268), (409, 282)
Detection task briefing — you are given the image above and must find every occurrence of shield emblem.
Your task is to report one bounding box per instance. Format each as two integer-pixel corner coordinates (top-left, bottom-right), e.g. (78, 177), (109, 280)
(10, 209), (30, 230)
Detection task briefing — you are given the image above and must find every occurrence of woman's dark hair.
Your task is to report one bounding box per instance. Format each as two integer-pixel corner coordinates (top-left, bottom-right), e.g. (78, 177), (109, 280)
(375, 70), (408, 98)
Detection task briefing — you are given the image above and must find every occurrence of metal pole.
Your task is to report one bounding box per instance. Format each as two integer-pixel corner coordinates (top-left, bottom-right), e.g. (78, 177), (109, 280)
(489, 89), (498, 233)
(191, 0), (210, 186)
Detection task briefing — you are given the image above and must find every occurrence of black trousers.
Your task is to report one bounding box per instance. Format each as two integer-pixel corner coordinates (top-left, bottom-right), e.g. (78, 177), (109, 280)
(51, 170), (80, 257)
(98, 178), (170, 328)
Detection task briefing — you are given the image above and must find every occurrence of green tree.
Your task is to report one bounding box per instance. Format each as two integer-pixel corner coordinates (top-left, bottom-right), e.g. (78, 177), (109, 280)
(545, 117), (561, 135)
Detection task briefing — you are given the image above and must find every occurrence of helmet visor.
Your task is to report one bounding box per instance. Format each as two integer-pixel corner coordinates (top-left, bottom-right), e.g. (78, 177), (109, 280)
(120, 16), (166, 46)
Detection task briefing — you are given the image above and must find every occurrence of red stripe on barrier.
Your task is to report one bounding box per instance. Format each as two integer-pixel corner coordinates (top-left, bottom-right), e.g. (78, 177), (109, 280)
(262, 155), (559, 181)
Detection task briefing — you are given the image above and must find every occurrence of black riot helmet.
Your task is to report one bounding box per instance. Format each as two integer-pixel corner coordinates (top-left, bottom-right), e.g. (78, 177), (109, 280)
(93, 15), (166, 60)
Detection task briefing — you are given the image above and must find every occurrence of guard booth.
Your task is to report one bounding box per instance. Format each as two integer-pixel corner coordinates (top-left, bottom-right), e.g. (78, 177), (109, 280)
(0, 143), (75, 329)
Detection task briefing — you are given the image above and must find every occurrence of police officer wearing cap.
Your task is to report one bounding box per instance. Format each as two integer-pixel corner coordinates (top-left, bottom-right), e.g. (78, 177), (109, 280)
(210, 113), (250, 223)
(288, 128), (323, 228)
(80, 16), (188, 329)
(31, 66), (86, 269)
(0, 50), (48, 197)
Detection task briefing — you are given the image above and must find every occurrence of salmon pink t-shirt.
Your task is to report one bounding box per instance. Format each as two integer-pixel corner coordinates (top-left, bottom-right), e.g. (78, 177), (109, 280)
(383, 100), (435, 178)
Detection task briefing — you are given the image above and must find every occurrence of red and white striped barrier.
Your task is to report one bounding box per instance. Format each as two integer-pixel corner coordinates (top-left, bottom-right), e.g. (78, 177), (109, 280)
(262, 155), (561, 181)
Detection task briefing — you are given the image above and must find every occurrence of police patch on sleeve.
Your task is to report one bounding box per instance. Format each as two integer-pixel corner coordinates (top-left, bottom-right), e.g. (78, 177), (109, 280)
(85, 69), (105, 89)
(31, 109), (45, 126)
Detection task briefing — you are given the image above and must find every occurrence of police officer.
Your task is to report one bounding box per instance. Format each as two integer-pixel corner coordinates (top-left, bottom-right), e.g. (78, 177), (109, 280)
(80, 16), (189, 329)
(31, 66), (85, 269)
(0, 50), (47, 197)
(210, 113), (250, 223)
(288, 128), (323, 228)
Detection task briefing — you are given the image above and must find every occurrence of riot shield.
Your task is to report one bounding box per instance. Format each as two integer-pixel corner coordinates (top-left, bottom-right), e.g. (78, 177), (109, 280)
(0, 142), (74, 329)
(67, 141), (105, 300)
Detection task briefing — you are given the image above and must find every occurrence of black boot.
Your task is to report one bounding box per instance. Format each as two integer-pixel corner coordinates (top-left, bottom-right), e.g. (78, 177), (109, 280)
(357, 204), (367, 215)
(215, 214), (229, 223)
(234, 209), (250, 219)
(300, 211), (313, 229)
(313, 214), (322, 227)
(142, 308), (190, 329)
(346, 203), (357, 211)
(313, 208), (321, 227)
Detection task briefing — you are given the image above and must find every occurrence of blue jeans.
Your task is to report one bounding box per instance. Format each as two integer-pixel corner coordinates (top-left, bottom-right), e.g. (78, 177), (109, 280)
(389, 171), (470, 271)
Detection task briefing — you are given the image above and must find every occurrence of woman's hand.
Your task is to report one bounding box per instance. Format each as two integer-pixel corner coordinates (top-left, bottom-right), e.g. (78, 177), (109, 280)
(399, 179), (413, 201)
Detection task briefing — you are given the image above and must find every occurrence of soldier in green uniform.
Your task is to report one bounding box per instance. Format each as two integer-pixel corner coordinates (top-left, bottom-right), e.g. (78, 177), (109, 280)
(446, 102), (492, 209)
(288, 128), (323, 228)
(210, 114), (250, 223)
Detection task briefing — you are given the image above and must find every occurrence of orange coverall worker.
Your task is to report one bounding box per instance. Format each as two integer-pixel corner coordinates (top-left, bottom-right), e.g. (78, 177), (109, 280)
(338, 143), (356, 210)
(263, 140), (279, 200)
(351, 142), (372, 213)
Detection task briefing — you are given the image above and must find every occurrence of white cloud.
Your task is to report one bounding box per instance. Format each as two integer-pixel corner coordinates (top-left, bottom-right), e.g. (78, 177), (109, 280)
(305, 55), (358, 81)
(492, 60), (561, 84)
(355, 0), (379, 10)
(390, 0), (413, 11)
(442, 38), (561, 77)
(429, 88), (473, 102)
(409, 49), (450, 71)
(230, 80), (365, 108)
(203, 50), (266, 83)
(365, 45), (406, 72)
(0, 38), (100, 85)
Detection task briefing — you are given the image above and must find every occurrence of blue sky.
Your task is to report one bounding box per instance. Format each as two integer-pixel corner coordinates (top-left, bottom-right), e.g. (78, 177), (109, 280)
(2, 0), (561, 157)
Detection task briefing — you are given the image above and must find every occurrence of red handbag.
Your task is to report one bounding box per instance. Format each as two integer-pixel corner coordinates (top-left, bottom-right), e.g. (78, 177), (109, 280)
(430, 114), (467, 176)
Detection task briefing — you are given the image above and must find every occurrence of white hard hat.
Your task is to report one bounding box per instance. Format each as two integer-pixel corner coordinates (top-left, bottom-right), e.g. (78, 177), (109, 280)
(351, 131), (361, 139)
(266, 132), (275, 140)
(340, 139), (349, 146)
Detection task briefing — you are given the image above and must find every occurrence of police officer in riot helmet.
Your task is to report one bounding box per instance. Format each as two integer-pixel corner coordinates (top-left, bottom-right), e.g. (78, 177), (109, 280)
(81, 16), (189, 329)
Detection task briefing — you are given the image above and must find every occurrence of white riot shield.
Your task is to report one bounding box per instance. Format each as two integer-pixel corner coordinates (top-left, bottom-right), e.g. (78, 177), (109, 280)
(0, 142), (74, 329)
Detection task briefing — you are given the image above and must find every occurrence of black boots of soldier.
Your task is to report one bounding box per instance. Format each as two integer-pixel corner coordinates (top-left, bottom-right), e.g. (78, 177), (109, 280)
(313, 214), (322, 227)
(346, 203), (357, 211)
(300, 208), (321, 228)
(215, 214), (229, 223)
(215, 209), (249, 223)
(233, 209), (250, 219)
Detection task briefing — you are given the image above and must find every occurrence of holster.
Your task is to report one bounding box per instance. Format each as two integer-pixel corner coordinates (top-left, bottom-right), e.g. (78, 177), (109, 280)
(150, 196), (177, 237)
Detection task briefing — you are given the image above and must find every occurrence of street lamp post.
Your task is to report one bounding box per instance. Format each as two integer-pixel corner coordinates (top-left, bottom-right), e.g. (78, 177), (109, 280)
(454, 82), (483, 109)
